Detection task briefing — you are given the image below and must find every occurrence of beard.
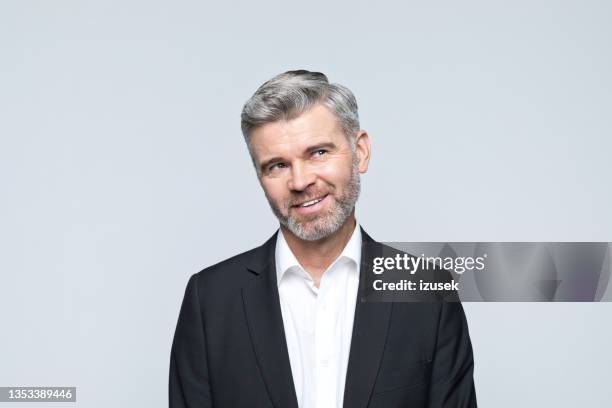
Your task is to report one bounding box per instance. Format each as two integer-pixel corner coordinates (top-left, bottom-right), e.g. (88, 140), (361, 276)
(265, 154), (361, 241)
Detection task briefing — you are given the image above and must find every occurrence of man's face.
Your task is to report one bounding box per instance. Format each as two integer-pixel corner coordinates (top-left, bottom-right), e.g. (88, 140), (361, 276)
(249, 104), (370, 241)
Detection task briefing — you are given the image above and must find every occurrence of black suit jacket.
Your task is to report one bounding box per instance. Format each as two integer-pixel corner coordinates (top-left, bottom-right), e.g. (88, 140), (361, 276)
(169, 228), (477, 407)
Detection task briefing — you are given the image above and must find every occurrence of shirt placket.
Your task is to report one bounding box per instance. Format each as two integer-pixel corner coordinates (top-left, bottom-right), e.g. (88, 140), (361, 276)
(314, 271), (337, 408)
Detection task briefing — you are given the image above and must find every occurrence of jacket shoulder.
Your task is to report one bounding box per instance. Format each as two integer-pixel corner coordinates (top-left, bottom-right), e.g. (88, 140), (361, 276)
(195, 246), (259, 279)
(190, 232), (276, 285)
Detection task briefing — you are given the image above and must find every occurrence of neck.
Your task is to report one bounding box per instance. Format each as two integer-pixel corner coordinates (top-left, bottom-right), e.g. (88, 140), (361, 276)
(281, 212), (357, 287)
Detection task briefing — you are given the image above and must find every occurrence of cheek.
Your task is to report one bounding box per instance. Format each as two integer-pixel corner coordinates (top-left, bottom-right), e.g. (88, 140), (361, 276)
(261, 179), (287, 202)
(318, 162), (353, 187)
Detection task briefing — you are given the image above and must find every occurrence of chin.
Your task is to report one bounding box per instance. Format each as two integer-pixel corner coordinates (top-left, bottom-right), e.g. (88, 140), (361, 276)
(289, 219), (340, 241)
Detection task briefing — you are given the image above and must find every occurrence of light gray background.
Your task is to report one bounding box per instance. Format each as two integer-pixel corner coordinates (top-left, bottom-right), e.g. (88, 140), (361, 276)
(1, 0), (611, 407)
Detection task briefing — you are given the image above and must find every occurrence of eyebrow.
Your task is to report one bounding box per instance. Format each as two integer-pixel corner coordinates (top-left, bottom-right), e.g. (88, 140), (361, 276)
(258, 142), (338, 173)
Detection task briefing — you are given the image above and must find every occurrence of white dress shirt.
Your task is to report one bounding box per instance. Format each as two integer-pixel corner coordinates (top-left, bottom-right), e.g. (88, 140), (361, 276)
(275, 224), (361, 408)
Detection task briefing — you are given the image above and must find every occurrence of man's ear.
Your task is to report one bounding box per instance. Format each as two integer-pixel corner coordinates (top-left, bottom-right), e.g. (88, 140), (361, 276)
(354, 130), (371, 173)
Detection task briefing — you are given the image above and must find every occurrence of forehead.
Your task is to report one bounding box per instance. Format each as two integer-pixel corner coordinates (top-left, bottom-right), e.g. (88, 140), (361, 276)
(249, 104), (347, 160)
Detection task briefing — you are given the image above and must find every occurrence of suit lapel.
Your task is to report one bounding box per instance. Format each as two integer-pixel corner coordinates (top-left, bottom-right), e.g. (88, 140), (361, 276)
(242, 233), (299, 408)
(343, 228), (393, 408)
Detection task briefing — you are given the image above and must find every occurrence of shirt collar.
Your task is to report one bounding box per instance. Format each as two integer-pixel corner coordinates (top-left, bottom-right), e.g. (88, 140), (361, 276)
(274, 222), (362, 287)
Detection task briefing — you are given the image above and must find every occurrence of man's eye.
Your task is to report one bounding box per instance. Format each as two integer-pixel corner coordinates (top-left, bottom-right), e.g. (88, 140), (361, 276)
(269, 163), (287, 171)
(313, 149), (327, 156)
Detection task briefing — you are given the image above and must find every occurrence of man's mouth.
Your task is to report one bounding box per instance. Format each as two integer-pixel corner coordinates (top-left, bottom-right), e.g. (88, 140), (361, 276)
(292, 194), (328, 214)
(293, 194), (328, 208)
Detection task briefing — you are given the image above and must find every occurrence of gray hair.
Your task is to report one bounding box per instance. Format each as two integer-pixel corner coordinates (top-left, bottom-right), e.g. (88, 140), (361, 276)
(240, 70), (360, 146)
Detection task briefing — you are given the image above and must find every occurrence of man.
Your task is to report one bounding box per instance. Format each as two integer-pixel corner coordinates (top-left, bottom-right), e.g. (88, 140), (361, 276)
(169, 70), (477, 407)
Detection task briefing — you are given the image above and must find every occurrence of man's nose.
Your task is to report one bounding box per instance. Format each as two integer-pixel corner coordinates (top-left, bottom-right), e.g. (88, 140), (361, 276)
(287, 162), (316, 191)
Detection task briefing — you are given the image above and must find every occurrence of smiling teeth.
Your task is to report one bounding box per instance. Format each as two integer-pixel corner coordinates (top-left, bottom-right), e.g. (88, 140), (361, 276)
(300, 198), (323, 207)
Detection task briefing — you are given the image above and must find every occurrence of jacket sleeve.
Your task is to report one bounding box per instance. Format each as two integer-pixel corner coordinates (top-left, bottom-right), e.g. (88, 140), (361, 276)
(428, 301), (477, 407)
(169, 274), (213, 407)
